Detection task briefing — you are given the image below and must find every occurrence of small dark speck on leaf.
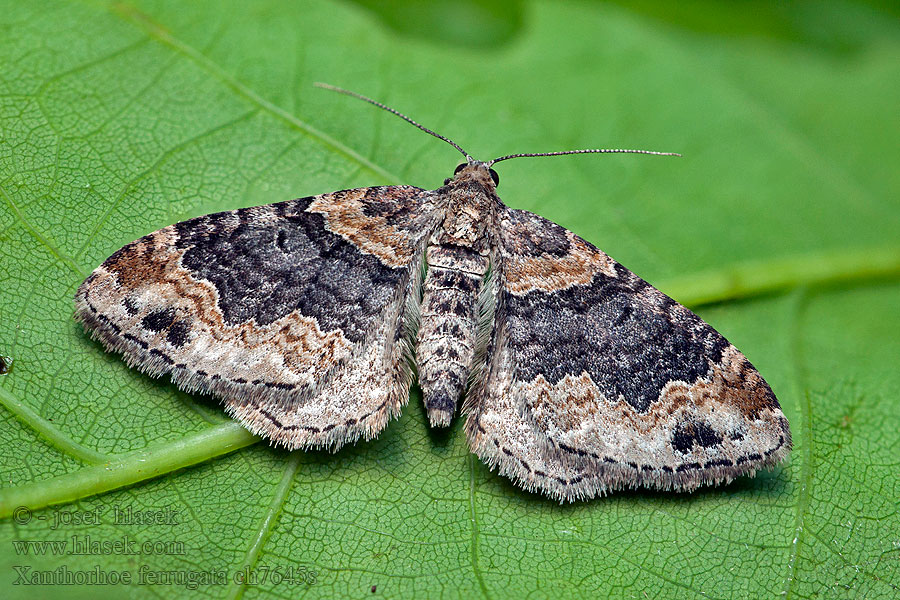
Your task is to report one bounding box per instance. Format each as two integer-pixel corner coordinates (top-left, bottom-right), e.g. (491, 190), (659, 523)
(371, 585), (377, 593)
(0, 356), (12, 375)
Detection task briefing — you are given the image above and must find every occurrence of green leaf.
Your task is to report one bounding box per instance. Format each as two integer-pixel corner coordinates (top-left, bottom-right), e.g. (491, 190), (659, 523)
(1, 0), (898, 598)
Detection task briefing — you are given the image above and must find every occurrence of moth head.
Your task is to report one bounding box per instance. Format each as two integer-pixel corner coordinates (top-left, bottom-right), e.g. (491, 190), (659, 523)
(446, 161), (500, 189)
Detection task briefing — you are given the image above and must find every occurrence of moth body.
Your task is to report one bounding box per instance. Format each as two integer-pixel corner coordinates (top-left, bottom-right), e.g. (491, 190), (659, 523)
(417, 163), (498, 426)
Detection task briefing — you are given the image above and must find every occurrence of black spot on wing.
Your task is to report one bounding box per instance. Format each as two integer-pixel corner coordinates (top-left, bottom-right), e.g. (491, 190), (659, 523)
(672, 422), (724, 454)
(122, 296), (140, 316)
(166, 320), (191, 348)
(141, 308), (176, 332)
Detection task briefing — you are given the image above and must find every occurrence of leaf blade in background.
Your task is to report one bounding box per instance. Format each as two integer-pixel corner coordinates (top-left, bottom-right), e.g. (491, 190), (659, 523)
(0, 1), (898, 598)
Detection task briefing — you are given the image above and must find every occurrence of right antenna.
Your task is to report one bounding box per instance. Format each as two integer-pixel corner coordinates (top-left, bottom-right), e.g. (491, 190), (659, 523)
(489, 148), (681, 166)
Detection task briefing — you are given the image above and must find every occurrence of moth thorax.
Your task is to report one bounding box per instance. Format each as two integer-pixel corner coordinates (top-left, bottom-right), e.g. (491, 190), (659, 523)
(436, 186), (494, 251)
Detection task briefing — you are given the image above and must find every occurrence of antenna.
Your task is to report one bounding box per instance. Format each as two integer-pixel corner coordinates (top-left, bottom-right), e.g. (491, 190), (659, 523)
(315, 83), (680, 166)
(314, 83), (472, 161)
(489, 148), (680, 166)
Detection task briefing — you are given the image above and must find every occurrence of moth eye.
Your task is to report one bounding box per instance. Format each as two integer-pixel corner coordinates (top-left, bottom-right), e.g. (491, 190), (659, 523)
(453, 163), (466, 175)
(489, 168), (500, 187)
(443, 178), (452, 186)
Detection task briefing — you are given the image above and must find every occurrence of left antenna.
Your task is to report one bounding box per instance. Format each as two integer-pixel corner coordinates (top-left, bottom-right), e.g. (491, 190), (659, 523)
(314, 83), (471, 161)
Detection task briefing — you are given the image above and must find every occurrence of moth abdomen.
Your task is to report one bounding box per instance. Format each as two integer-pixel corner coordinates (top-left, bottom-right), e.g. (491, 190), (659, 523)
(417, 245), (488, 427)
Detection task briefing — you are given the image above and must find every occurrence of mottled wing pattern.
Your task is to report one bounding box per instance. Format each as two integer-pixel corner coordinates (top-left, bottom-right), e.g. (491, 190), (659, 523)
(76, 186), (438, 450)
(465, 208), (791, 502)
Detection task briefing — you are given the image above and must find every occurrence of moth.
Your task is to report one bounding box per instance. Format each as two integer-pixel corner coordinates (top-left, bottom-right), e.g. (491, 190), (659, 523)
(76, 85), (791, 502)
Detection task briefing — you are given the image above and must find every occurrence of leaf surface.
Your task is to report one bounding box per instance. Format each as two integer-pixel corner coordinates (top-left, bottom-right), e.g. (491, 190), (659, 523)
(1, 1), (898, 598)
